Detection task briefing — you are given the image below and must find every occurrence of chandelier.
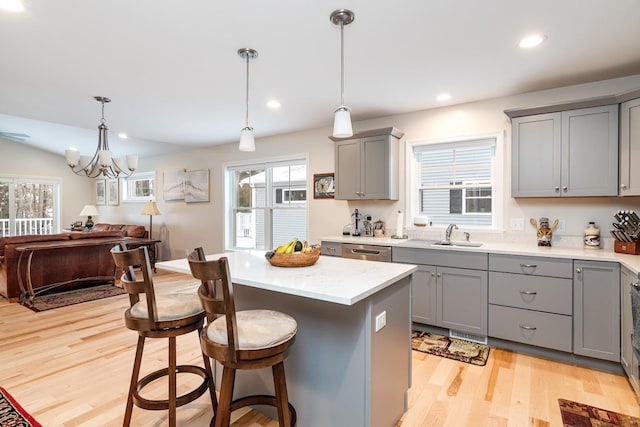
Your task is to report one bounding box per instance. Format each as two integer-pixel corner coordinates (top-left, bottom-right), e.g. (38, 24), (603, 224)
(65, 96), (138, 178)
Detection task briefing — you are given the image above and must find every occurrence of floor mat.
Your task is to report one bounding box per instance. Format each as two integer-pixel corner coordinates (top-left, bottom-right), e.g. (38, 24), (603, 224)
(559, 398), (640, 426)
(411, 331), (490, 366)
(0, 386), (42, 427)
(24, 284), (126, 312)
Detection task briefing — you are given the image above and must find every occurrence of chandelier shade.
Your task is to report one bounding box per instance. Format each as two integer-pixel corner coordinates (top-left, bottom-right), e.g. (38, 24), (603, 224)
(330, 9), (355, 139)
(238, 48), (258, 152)
(65, 96), (138, 179)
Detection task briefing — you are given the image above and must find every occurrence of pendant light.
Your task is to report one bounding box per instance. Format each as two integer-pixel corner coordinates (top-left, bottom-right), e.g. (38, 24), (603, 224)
(330, 9), (355, 138)
(238, 48), (258, 152)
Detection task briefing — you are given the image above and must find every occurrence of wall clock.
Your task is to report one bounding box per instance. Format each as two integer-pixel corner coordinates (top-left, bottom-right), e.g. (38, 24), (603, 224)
(313, 173), (335, 199)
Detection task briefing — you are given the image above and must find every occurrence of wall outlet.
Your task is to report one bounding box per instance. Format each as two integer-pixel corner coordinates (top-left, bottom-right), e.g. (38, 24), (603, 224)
(557, 219), (566, 233)
(375, 311), (386, 332)
(510, 218), (525, 231)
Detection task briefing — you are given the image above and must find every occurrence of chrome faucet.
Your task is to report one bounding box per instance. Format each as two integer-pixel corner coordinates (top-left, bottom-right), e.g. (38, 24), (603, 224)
(445, 224), (458, 242)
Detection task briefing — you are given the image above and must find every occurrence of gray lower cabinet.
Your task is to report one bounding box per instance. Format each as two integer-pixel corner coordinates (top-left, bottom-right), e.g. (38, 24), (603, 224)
(511, 104), (619, 197)
(488, 254), (573, 352)
(393, 247), (488, 336)
(320, 241), (342, 257)
(573, 260), (620, 362)
(621, 266), (640, 397)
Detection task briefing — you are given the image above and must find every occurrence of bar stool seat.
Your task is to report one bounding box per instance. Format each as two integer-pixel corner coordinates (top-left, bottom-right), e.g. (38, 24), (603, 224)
(188, 251), (297, 427)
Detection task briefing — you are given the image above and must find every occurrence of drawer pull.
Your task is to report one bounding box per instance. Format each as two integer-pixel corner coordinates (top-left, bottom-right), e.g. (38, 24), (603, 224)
(519, 290), (537, 295)
(519, 324), (537, 331)
(520, 264), (537, 268)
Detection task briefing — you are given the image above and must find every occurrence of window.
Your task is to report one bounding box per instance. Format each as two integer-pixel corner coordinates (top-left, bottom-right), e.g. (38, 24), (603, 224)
(407, 132), (503, 229)
(121, 171), (156, 202)
(0, 176), (61, 236)
(226, 157), (307, 250)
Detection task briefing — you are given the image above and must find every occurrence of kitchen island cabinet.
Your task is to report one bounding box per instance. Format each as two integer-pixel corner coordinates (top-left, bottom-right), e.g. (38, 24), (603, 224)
(157, 251), (416, 427)
(330, 127), (403, 200)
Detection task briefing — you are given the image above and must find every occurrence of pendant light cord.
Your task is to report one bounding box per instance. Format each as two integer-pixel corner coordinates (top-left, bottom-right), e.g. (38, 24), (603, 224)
(245, 53), (250, 127)
(340, 21), (345, 107)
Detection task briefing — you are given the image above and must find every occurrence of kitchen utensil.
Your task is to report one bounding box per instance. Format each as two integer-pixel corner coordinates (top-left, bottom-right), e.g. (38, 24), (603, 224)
(529, 218), (538, 228)
(551, 219), (559, 230)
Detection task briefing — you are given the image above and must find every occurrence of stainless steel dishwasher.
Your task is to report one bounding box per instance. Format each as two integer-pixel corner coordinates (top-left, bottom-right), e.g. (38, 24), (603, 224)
(341, 243), (392, 262)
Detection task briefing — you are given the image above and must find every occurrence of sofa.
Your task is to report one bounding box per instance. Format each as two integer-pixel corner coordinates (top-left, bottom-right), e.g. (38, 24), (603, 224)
(0, 224), (148, 302)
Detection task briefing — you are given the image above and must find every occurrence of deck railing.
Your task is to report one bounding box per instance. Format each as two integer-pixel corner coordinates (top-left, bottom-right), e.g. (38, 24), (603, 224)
(0, 218), (55, 237)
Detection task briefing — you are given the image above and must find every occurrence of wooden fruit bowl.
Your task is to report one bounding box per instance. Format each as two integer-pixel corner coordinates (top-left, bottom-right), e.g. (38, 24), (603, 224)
(267, 247), (321, 267)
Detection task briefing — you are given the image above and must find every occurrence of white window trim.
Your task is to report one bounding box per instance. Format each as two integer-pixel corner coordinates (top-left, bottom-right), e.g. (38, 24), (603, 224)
(223, 153), (309, 251)
(405, 130), (505, 231)
(121, 170), (156, 203)
(0, 174), (62, 234)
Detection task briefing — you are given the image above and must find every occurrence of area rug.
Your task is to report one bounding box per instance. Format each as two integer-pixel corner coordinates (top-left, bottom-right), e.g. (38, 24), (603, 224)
(0, 386), (42, 427)
(24, 284), (126, 312)
(558, 398), (640, 426)
(411, 331), (490, 366)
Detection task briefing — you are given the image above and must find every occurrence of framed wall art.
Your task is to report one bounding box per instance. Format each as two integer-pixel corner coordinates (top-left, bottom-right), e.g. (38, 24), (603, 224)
(313, 173), (335, 199)
(163, 169), (185, 201)
(95, 180), (106, 206)
(185, 169), (210, 203)
(107, 179), (119, 206)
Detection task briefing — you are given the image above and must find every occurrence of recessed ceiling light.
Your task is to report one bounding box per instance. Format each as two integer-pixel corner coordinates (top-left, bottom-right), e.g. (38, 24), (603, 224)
(0, 0), (25, 12)
(266, 100), (281, 109)
(519, 34), (547, 49)
(437, 93), (451, 102)
(117, 133), (128, 139)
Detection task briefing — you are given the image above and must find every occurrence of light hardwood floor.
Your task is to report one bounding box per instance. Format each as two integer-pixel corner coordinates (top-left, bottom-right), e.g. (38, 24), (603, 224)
(0, 270), (638, 426)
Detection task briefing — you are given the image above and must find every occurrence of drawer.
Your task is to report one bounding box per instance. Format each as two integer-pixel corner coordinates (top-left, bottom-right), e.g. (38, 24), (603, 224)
(489, 271), (572, 315)
(393, 247), (487, 270)
(320, 241), (342, 257)
(489, 254), (573, 278)
(489, 305), (572, 352)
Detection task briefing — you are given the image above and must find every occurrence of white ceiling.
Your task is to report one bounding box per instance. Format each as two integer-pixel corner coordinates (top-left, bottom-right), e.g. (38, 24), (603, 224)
(1, 0), (640, 158)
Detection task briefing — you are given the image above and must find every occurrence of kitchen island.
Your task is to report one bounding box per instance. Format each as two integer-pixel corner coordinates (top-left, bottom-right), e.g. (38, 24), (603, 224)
(156, 250), (417, 427)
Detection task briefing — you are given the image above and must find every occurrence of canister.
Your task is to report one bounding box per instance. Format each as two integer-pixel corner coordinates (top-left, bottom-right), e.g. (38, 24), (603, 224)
(584, 221), (600, 249)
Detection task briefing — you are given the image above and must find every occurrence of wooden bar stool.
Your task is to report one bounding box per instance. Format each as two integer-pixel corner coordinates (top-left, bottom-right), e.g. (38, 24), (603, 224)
(187, 250), (297, 427)
(110, 245), (217, 427)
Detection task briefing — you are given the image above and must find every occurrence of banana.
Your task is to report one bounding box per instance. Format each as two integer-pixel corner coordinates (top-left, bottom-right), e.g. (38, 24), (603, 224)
(285, 238), (297, 254)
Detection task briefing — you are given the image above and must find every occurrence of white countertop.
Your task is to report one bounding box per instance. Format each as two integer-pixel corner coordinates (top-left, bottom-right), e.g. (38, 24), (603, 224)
(155, 250), (417, 306)
(322, 235), (640, 277)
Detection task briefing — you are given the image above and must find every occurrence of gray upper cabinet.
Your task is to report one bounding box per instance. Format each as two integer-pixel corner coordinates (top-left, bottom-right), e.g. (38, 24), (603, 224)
(511, 105), (619, 197)
(331, 127), (404, 200)
(619, 97), (640, 195)
(573, 260), (620, 362)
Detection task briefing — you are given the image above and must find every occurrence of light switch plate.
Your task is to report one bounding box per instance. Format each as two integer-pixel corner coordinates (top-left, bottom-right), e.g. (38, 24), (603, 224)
(557, 219), (566, 233)
(510, 218), (525, 231)
(375, 311), (386, 332)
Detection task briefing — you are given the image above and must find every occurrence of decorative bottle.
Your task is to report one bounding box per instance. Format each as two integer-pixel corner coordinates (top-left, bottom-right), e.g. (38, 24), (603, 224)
(583, 222), (600, 249)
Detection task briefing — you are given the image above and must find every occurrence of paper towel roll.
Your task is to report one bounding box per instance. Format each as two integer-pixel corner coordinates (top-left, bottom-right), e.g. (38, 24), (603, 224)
(395, 210), (404, 237)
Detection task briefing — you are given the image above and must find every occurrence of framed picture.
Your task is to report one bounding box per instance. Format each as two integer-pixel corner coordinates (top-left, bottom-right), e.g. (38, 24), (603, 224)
(107, 179), (119, 206)
(313, 173), (335, 199)
(185, 169), (210, 203)
(163, 169), (185, 201)
(95, 180), (106, 206)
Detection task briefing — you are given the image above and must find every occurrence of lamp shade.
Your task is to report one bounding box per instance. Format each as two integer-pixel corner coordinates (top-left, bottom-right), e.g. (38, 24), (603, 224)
(141, 201), (161, 216)
(239, 127), (256, 152)
(333, 106), (353, 138)
(79, 205), (99, 216)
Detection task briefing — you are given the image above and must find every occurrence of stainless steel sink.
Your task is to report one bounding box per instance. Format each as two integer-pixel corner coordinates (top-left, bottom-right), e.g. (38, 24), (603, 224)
(431, 241), (483, 247)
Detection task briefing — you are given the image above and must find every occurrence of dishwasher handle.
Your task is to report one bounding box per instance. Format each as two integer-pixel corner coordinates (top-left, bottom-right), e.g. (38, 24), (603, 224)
(349, 248), (384, 256)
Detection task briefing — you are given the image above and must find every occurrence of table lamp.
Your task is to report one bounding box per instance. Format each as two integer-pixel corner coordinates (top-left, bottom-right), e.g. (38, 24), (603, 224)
(141, 200), (161, 239)
(79, 205), (99, 229)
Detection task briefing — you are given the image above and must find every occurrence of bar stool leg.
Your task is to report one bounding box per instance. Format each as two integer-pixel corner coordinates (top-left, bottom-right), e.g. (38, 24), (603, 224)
(169, 336), (177, 427)
(214, 367), (236, 427)
(124, 335), (145, 427)
(273, 362), (291, 427)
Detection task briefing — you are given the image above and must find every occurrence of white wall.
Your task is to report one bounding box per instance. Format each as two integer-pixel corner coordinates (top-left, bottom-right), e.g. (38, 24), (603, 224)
(7, 73), (640, 257)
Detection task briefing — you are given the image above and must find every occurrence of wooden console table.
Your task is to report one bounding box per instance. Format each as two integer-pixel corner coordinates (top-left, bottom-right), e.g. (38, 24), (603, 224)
(15, 237), (157, 304)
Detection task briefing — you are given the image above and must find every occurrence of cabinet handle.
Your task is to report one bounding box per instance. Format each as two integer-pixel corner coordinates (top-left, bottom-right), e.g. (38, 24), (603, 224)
(520, 263), (537, 268)
(554, 186), (560, 192)
(519, 290), (537, 295)
(621, 184), (628, 190)
(430, 272), (436, 277)
(519, 324), (537, 331)
(563, 186), (568, 192)
(437, 273), (441, 278)
(575, 267), (581, 274)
